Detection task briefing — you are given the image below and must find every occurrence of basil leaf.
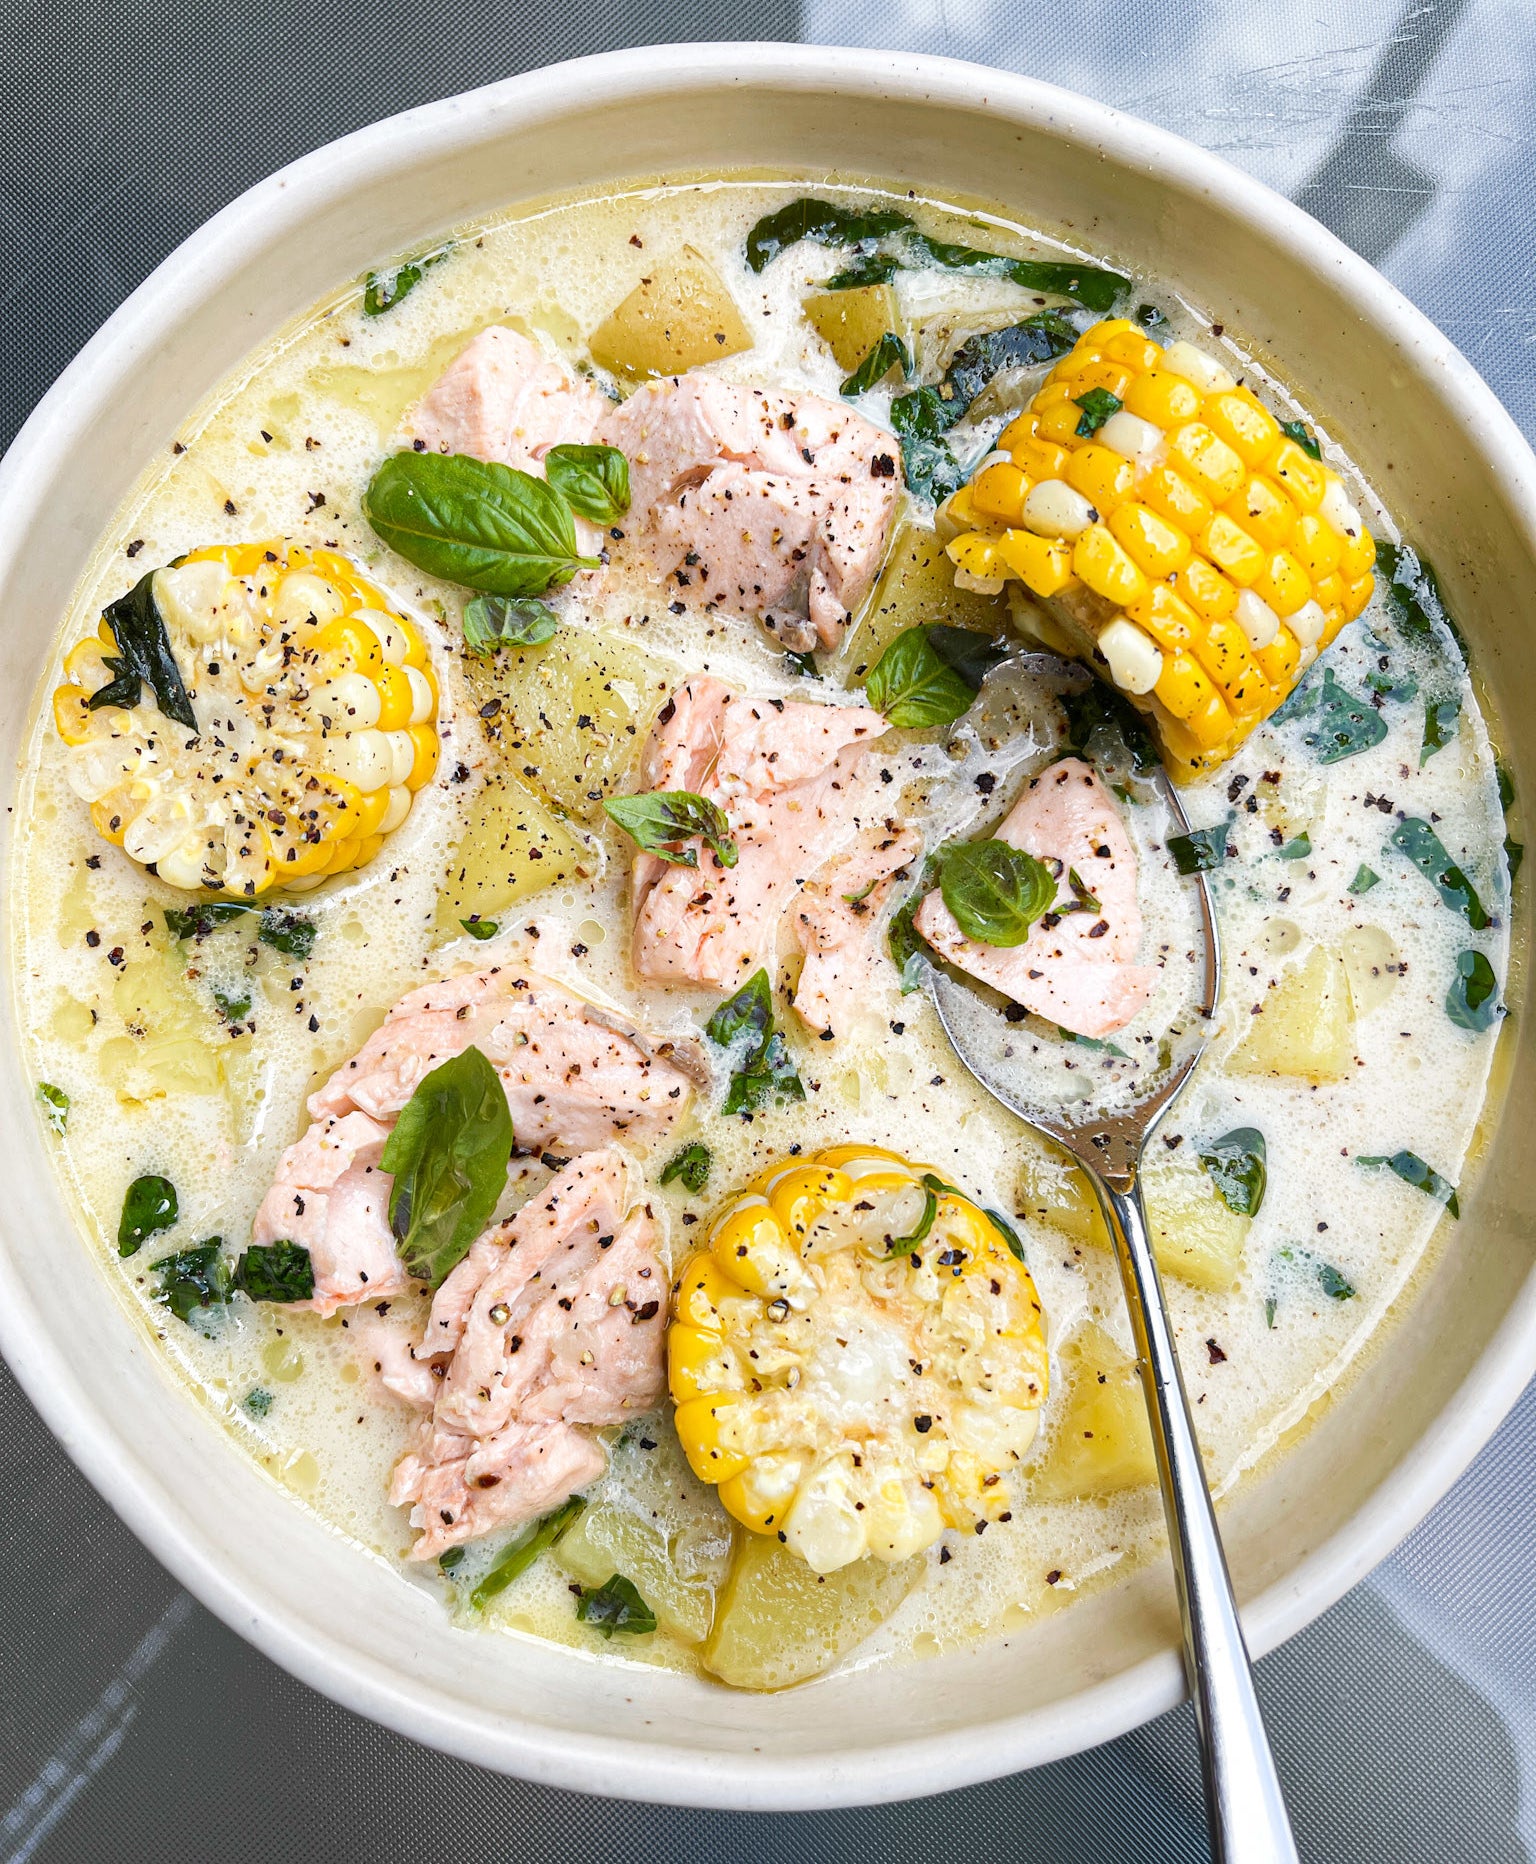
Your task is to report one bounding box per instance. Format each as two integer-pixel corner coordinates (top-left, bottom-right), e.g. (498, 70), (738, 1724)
(1497, 762), (1515, 812)
(888, 388), (964, 503)
(1357, 1149), (1459, 1219)
(544, 443), (631, 525)
(380, 1045), (515, 1287)
(939, 840), (1057, 946)
(865, 627), (981, 730)
(985, 1208), (1028, 1263)
(575, 1572), (657, 1638)
(928, 624), (1009, 690)
(154, 1239), (232, 1326)
(1058, 867), (1102, 914)
(604, 791), (737, 869)
(899, 232), (1128, 313)
(1446, 950), (1499, 1032)
(470, 1496), (586, 1609)
(259, 910), (316, 961)
(1073, 388), (1122, 437)
(1292, 668), (1388, 763)
(37, 1082), (69, 1134)
(1316, 1259), (1356, 1300)
(887, 1183), (938, 1256)
(1275, 833), (1312, 861)
(1199, 1128), (1268, 1218)
(161, 901), (314, 961)
(745, 198), (915, 272)
(88, 572), (198, 731)
(1364, 666), (1418, 704)
(212, 986), (251, 1024)
(660, 1143), (712, 1194)
(1135, 302), (1172, 335)
(234, 1240), (315, 1303)
(706, 970), (804, 1115)
(1166, 817), (1234, 876)
(1279, 419), (1322, 460)
(1057, 1026), (1128, 1058)
(164, 902), (252, 941)
(841, 332), (911, 397)
(119, 1174), (178, 1258)
(363, 245), (450, 316)
(1060, 683), (1159, 775)
(888, 854), (941, 994)
(1348, 865), (1381, 895)
(460, 917), (499, 941)
(1377, 540), (1470, 664)
(943, 314), (1080, 407)
(786, 649), (822, 680)
(462, 595), (559, 655)
(1421, 694), (1461, 764)
(825, 251), (901, 290)
(363, 452), (598, 596)
(244, 1389), (274, 1417)
(1389, 818), (1490, 929)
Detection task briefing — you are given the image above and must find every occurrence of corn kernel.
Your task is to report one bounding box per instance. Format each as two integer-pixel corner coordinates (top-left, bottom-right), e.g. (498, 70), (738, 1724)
(1226, 477), (1297, 550)
(1339, 527), (1376, 579)
(1123, 370), (1201, 427)
(406, 723), (440, 789)
(997, 529), (1075, 598)
(1253, 548), (1310, 617)
(1141, 465), (1213, 535)
(1097, 619), (1163, 695)
(1174, 556), (1239, 624)
(1125, 584), (1198, 651)
(1254, 627), (1301, 690)
(674, 1395), (751, 1483)
(1268, 439), (1328, 511)
(1036, 400), (1086, 446)
(1343, 573), (1375, 619)
(1064, 444), (1136, 513)
(1167, 423), (1246, 502)
(1200, 513), (1267, 586)
(1102, 330), (1161, 370)
(970, 461), (1031, 526)
(1109, 503), (1192, 579)
(1292, 513), (1344, 580)
(669, 1323), (741, 1401)
(1074, 526), (1150, 606)
(1204, 388), (1282, 467)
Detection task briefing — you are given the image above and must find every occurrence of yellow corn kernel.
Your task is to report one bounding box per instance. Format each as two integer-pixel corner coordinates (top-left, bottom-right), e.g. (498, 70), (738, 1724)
(1253, 626), (1302, 690)
(1064, 444), (1136, 514)
(768, 1166), (853, 1240)
(406, 723), (439, 789)
(1125, 584), (1198, 652)
(1108, 502), (1192, 579)
(1074, 526), (1150, 606)
(1008, 436), (1072, 480)
(312, 615), (384, 673)
(90, 798), (127, 845)
(674, 1395), (751, 1483)
(1141, 464), (1214, 535)
(997, 529), (1076, 598)
(1174, 555), (1239, 625)
(1226, 477), (1298, 551)
(1083, 318), (1136, 342)
(352, 832), (385, 869)
(1101, 329), (1161, 370)
(1253, 548), (1311, 618)
(712, 1201), (805, 1302)
(52, 686), (96, 745)
(717, 1462), (802, 1535)
(669, 1323), (741, 1401)
(1342, 573), (1375, 620)
(674, 1255), (741, 1332)
(1200, 512), (1267, 587)
(1339, 527), (1376, 579)
(1069, 360), (1133, 399)
(1123, 369), (1201, 428)
(1268, 440), (1328, 512)
(1293, 513), (1344, 580)
(1204, 388), (1282, 467)
(371, 661), (414, 732)
(1167, 423), (1246, 503)
(348, 786), (393, 837)
(946, 533), (1006, 582)
(1155, 648), (1232, 742)
(815, 1142), (913, 1170)
(1200, 614), (1260, 707)
(1036, 399), (1086, 447)
(970, 461), (1031, 526)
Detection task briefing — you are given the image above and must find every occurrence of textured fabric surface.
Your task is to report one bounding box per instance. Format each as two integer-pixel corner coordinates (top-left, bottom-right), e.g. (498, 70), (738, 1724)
(4, 3), (1535, 1859)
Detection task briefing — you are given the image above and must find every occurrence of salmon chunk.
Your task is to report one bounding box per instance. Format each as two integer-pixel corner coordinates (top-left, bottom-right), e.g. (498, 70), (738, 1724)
(406, 326), (609, 474)
(628, 678), (900, 992)
(254, 969), (692, 1315)
(381, 1149), (667, 1559)
(601, 377), (902, 651)
(914, 758), (1157, 1039)
(792, 822), (922, 1037)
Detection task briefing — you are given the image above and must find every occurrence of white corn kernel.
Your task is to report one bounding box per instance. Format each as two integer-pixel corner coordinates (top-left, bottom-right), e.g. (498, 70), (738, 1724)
(1234, 589), (1280, 650)
(153, 561), (232, 644)
(313, 674), (382, 730)
(271, 572), (345, 628)
(156, 833), (209, 891)
(68, 741), (139, 802)
(1023, 479), (1096, 539)
(1288, 599), (1326, 647)
(384, 729), (416, 787)
(328, 728), (392, 791)
(380, 785), (412, 833)
(1097, 618), (1164, 695)
(1160, 341), (1236, 394)
(954, 568), (1006, 596)
(123, 793), (196, 866)
(355, 607), (407, 663)
(1320, 479), (1362, 540)
(1099, 409), (1164, 463)
(404, 666), (435, 725)
(784, 1458), (867, 1574)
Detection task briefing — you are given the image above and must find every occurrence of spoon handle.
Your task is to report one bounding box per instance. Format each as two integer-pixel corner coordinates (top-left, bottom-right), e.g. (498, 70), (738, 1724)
(1100, 1180), (1300, 1864)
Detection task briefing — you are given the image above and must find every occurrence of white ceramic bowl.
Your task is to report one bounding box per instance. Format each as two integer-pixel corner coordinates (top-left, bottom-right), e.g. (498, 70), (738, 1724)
(2, 43), (1533, 1811)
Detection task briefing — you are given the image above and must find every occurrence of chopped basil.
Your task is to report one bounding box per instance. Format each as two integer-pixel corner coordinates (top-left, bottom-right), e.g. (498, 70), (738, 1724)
(1363, 667), (1419, 705)
(1283, 667), (1389, 763)
(1348, 865), (1381, 895)
(362, 245), (450, 316)
(705, 970), (805, 1116)
(660, 1143), (712, 1194)
(786, 649), (822, 680)
(942, 313), (1080, 407)
(603, 791), (737, 869)
(1058, 867), (1102, 914)
(380, 1045), (515, 1287)
(1198, 1128), (1268, 1218)
(1166, 817), (1234, 876)
(438, 1546), (466, 1573)
(841, 332), (912, 397)
(1279, 419), (1322, 460)
(824, 251), (901, 290)
(1421, 695), (1461, 764)
(575, 1572), (658, 1639)
(212, 986), (251, 1024)
(462, 595), (559, 655)
(1377, 540), (1469, 664)
(1274, 833), (1312, 862)
(1060, 683), (1159, 775)
(1357, 1150), (1459, 1219)
(363, 451), (599, 597)
(469, 1496), (586, 1609)
(865, 624), (1001, 729)
(244, 1388), (273, 1418)
(1497, 762), (1523, 884)
(543, 443), (631, 525)
(37, 1082), (69, 1134)
(1498, 763), (1516, 812)
(1389, 818), (1490, 929)
(1445, 950), (1499, 1033)
(744, 198), (914, 272)
(1316, 1259), (1356, 1301)
(153, 1239), (232, 1326)
(87, 571), (198, 731)
(888, 387), (964, 503)
(899, 230), (1128, 312)
(1073, 388), (1122, 437)
(258, 910), (316, 961)
(460, 917), (499, 941)
(118, 1174), (178, 1258)
(938, 840), (1057, 946)
(886, 1182), (939, 1256)
(1057, 1026), (1128, 1059)
(163, 902), (315, 961)
(234, 1240), (315, 1303)
(985, 1208), (1028, 1264)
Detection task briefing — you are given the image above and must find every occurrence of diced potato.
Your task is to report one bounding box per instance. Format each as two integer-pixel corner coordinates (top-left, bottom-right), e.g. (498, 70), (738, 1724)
(1142, 1151), (1249, 1294)
(433, 772), (591, 939)
(701, 1533), (924, 1691)
(1034, 1324), (1156, 1501)
(556, 1505), (720, 1645)
(1339, 924), (1400, 1015)
(1018, 1140), (1108, 1251)
(803, 284), (902, 375)
(1230, 945), (1356, 1082)
(845, 520), (1009, 671)
(587, 246), (752, 381)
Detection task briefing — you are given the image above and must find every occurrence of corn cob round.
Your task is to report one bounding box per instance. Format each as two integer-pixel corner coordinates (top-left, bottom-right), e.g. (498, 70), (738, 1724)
(668, 1145), (1049, 1574)
(53, 542), (439, 896)
(943, 319), (1376, 776)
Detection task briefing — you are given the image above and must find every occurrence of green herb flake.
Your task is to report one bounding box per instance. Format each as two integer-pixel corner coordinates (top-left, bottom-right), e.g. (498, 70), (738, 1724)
(37, 1082), (69, 1134)
(660, 1143), (712, 1194)
(470, 1496), (586, 1609)
(1135, 302), (1172, 335)
(87, 571), (198, 731)
(1377, 540), (1469, 663)
(1198, 1128), (1268, 1218)
(1279, 419), (1322, 461)
(234, 1240), (316, 1304)
(1389, 818), (1490, 929)
(888, 388), (963, 504)
(462, 595), (559, 656)
(786, 649), (822, 680)
(1445, 949), (1499, 1033)
(1348, 865), (1381, 895)
(840, 332), (912, 398)
(1056, 1026), (1128, 1059)
(153, 1239), (232, 1327)
(938, 840), (1057, 947)
(243, 1388), (273, 1418)
(705, 970), (805, 1117)
(1060, 683), (1159, 775)
(887, 855), (942, 995)
(1317, 1259), (1356, 1301)
(886, 1183), (939, 1256)
(543, 443), (631, 525)
(118, 1174), (178, 1258)
(824, 251), (901, 290)
(460, 917), (499, 941)
(1285, 668), (1389, 764)
(941, 314), (1080, 407)
(984, 1208), (1028, 1264)
(1166, 817), (1234, 876)
(865, 625), (1000, 730)
(744, 198), (914, 272)
(212, 986), (251, 1024)
(259, 910), (316, 961)
(380, 1045), (515, 1287)
(362, 244), (451, 316)
(1073, 388), (1122, 438)
(1356, 1150), (1460, 1219)
(1421, 695), (1461, 765)
(603, 791), (737, 870)
(575, 1573), (658, 1639)
(1275, 833), (1312, 862)
(438, 1546), (466, 1574)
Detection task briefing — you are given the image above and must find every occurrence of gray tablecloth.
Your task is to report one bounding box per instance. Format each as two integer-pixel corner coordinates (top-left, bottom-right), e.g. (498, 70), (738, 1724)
(4, 3), (1534, 1858)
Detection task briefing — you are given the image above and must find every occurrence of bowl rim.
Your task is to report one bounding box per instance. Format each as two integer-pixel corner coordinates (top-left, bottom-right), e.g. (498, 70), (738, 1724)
(3, 38), (1536, 1810)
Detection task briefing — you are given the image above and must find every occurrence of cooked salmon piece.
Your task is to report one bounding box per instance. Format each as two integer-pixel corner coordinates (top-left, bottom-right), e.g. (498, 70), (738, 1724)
(627, 678), (895, 991)
(381, 1149), (667, 1559)
(792, 822), (922, 1037)
(406, 326), (609, 474)
(600, 376), (902, 651)
(914, 758), (1157, 1039)
(255, 969), (692, 1316)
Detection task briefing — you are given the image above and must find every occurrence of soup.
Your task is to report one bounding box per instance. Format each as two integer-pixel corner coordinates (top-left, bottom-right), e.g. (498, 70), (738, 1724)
(10, 174), (1515, 1691)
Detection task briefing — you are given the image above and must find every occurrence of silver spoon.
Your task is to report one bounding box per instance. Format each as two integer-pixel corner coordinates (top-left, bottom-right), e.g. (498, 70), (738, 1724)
(928, 765), (1299, 1864)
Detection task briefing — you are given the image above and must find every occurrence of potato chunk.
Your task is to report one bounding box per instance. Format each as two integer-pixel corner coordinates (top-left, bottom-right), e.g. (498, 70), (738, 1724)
(433, 772), (590, 938)
(587, 245), (752, 380)
(845, 520), (1009, 669)
(1018, 1140), (1109, 1251)
(701, 1533), (924, 1691)
(1231, 945), (1355, 1081)
(803, 283), (902, 374)
(1034, 1324), (1156, 1501)
(1142, 1151), (1249, 1294)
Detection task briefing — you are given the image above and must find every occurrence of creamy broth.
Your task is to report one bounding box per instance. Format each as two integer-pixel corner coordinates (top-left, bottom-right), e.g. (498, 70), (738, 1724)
(10, 174), (1513, 1683)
